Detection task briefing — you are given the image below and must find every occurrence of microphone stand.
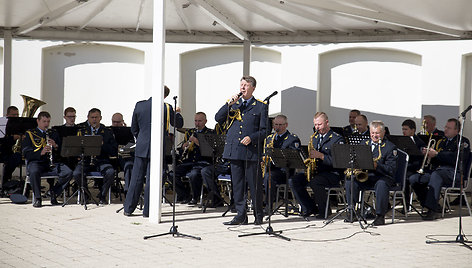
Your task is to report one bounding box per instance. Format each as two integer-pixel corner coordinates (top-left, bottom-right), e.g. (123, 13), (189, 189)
(426, 109), (471, 249)
(144, 96), (201, 241)
(239, 91), (289, 241)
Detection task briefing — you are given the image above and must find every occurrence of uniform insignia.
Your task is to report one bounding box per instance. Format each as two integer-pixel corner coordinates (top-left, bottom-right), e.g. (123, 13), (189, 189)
(393, 149), (398, 156)
(463, 142), (469, 149)
(294, 142), (300, 148)
(339, 141), (344, 144)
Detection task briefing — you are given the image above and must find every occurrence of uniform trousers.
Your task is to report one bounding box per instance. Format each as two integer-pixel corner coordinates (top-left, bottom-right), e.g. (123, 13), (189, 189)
(123, 156), (150, 216)
(345, 174), (393, 216)
(231, 160), (263, 220)
(27, 162), (73, 200)
(73, 162), (115, 200)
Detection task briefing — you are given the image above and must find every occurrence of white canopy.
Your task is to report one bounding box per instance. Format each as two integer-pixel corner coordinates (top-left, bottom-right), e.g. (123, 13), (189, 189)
(1, 0), (472, 43)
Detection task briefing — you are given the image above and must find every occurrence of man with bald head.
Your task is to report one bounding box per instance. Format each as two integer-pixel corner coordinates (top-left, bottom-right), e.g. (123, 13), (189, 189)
(111, 113), (126, 127)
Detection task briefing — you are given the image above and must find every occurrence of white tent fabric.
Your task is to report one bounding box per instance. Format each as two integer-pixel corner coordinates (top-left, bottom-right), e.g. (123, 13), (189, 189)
(1, 0), (472, 43)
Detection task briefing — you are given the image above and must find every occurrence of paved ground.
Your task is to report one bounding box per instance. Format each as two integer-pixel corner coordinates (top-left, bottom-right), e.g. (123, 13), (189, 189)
(1, 194), (472, 267)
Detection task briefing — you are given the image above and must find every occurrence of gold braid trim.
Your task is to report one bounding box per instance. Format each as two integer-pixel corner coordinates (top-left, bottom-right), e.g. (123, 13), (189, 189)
(262, 134), (275, 177)
(26, 130), (45, 152)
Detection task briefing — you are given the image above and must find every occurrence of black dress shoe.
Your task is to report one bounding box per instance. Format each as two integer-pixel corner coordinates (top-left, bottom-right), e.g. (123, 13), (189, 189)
(423, 210), (438, 221)
(187, 199), (198, 205)
(99, 197), (107, 205)
(372, 215), (385, 226)
(301, 209), (315, 218)
(50, 192), (60, 205)
(124, 211), (132, 217)
(33, 199), (42, 208)
(223, 216), (248, 225)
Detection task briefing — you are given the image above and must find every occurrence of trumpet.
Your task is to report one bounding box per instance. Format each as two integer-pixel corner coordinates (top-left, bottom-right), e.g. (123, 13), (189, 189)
(45, 130), (55, 169)
(417, 135), (436, 174)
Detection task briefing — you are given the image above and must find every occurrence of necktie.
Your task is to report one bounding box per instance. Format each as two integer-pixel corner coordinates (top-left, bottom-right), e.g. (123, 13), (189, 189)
(372, 143), (379, 158)
(317, 135), (324, 150)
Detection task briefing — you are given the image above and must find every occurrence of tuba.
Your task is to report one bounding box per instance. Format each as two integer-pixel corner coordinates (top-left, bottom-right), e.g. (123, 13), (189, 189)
(12, 95), (47, 153)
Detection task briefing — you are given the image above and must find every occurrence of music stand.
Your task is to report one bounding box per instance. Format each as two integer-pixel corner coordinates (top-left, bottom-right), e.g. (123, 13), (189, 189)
(110, 126), (134, 146)
(326, 144), (374, 229)
(197, 133), (228, 212)
(61, 135), (103, 210)
(265, 148), (305, 219)
(388, 135), (422, 156)
(52, 125), (81, 138)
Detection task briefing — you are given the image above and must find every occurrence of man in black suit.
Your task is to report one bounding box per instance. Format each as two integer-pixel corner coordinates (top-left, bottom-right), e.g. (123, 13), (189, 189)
(73, 108), (118, 204)
(342, 109), (360, 137)
(124, 86), (183, 217)
(215, 76), (268, 225)
(345, 120), (398, 226)
(289, 112), (345, 219)
(409, 118), (470, 220)
(263, 114), (301, 211)
(22, 111), (73, 207)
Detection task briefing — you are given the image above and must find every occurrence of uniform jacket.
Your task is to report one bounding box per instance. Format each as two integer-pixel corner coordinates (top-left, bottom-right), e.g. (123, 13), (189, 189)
(78, 123), (117, 164)
(181, 126), (215, 163)
(22, 127), (61, 165)
(431, 134), (470, 170)
(215, 97), (268, 161)
(364, 139), (397, 180)
(312, 129), (344, 173)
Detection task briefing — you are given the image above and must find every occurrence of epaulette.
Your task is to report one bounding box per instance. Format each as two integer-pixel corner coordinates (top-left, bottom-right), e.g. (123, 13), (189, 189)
(332, 131), (342, 137)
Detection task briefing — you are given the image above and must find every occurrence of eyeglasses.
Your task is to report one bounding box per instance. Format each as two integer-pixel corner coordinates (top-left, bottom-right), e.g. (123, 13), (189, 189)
(65, 116), (76, 118)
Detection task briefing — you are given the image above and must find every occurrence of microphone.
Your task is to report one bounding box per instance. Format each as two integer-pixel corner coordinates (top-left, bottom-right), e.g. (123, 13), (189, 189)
(173, 96), (178, 100)
(229, 92), (243, 104)
(264, 91), (278, 101)
(460, 105), (472, 117)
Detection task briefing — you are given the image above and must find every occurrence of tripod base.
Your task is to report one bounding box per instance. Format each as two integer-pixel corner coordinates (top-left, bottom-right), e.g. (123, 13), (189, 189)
(238, 225), (290, 241)
(143, 225), (201, 240)
(62, 186), (98, 210)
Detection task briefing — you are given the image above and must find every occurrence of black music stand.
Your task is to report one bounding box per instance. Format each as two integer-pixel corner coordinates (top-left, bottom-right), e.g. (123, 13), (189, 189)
(388, 135), (422, 156)
(326, 144), (374, 229)
(265, 148), (305, 219)
(144, 96), (201, 241)
(61, 135), (103, 210)
(197, 133), (229, 213)
(4, 117), (37, 179)
(239, 148), (302, 241)
(52, 126), (81, 138)
(110, 126), (134, 146)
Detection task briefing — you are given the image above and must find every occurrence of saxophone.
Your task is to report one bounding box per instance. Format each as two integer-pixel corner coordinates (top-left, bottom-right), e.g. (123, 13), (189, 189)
(261, 133), (275, 177)
(304, 132), (318, 182)
(344, 140), (382, 182)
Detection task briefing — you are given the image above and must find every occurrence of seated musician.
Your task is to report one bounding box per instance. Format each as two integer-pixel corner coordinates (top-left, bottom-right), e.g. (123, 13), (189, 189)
(22, 111), (73, 207)
(262, 115), (301, 211)
(201, 122), (231, 208)
(409, 118), (470, 220)
(419, 115), (445, 137)
(353, 114), (369, 136)
(174, 112), (214, 205)
(342, 109), (361, 137)
(63, 107), (77, 127)
(0, 106), (22, 195)
(289, 112), (344, 219)
(110, 112), (133, 196)
(73, 108), (118, 204)
(345, 120), (397, 226)
(402, 119), (426, 175)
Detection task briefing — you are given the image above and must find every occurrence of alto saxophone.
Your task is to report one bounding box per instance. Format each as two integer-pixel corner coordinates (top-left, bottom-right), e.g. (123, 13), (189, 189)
(261, 133), (275, 177)
(304, 132), (318, 182)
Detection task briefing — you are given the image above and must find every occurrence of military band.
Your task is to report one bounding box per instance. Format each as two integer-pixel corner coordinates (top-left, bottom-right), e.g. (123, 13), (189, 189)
(2, 80), (471, 229)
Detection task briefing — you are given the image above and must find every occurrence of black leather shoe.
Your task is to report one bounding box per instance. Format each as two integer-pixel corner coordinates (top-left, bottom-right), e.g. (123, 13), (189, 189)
(301, 209), (315, 218)
(187, 199), (198, 205)
(124, 211), (132, 217)
(223, 216), (248, 225)
(372, 215), (385, 226)
(99, 197), (107, 205)
(423, 210), (438, 221)
(50, 192), (60, 205)
(33, 199), (42, 208)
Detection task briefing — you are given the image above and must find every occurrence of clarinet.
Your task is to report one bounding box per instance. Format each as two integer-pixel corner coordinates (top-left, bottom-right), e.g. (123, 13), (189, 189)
(46, 129), (55, 169)
(90, 127), (96, 166)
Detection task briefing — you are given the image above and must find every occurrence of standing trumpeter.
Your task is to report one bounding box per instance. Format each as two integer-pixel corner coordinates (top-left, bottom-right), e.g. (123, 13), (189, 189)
(345, 120), (397, 226)
(73, 108), (118, 204)
(409, 118), (470, 220)
(215, 76), (268, 225)
(289, 112), (344, 219)
(22, 111), (73, 207)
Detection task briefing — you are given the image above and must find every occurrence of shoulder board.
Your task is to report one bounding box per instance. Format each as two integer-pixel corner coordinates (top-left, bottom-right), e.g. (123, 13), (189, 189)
(291, 134), (298, 137)
(332, 131), (341, 137)
(255, 99), (267, 105)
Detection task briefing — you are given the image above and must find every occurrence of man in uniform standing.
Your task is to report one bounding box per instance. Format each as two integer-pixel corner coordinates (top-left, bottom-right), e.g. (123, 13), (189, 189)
(215, 76), (267, 225)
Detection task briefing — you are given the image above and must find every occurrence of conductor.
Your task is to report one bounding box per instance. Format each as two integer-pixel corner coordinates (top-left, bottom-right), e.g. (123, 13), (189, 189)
(215, 76), (268, 225)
